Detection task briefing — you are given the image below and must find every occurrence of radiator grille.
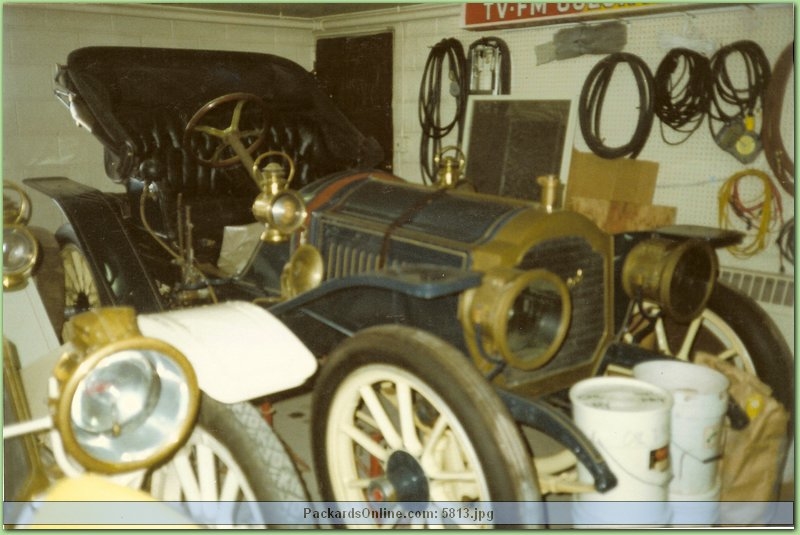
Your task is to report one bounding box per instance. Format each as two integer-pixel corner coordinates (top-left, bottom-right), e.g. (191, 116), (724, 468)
(326, 242), (382, 278)
(516, 236), (607, 378)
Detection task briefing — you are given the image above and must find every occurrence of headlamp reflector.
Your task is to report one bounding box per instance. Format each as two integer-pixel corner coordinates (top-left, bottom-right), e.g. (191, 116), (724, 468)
(57, 338), (199, 473)
(268, 190), (307, 233)
(3, 225), (39, 290)
(622, 238), (718, 323)
(470, 268), (572, 371)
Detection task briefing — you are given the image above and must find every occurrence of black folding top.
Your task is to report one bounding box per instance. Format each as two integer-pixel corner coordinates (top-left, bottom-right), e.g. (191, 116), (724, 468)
(59, 46), (381, 170)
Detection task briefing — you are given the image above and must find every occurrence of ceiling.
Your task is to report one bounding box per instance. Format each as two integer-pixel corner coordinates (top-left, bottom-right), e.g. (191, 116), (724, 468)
(159, 3), (420, 19)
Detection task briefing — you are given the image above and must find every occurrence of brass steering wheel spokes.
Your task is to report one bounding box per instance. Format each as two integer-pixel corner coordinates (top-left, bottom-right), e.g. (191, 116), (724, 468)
(184, 92), (268, 168)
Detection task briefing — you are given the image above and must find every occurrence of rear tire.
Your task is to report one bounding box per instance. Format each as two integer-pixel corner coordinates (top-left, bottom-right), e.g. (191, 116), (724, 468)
(635, 282), (793, 421)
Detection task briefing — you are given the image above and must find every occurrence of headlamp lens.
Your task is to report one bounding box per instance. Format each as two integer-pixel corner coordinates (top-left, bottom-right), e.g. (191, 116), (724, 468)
(71, 351), (160, 435)
(270, 192), (305, 232)
(3, 226), (37, 274)
(68, 347), (196, 468)
(507, 278), (565, 360)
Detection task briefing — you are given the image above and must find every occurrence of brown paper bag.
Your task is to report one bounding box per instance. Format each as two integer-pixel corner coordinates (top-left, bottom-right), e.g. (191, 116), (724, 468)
(695, 353), (790, 501)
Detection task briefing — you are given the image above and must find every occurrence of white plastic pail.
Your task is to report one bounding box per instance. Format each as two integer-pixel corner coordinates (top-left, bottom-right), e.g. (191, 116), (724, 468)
(669, 478), (721, 526)
(569, 377), (673, 527)
(633, 360), (729, 495)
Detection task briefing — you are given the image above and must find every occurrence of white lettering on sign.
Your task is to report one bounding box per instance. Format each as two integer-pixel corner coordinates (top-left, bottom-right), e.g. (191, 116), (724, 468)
(472, 2), (647, 24)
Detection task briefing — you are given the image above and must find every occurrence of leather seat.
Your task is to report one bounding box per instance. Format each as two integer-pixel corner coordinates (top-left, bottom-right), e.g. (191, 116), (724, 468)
(114, 105), (334, 264)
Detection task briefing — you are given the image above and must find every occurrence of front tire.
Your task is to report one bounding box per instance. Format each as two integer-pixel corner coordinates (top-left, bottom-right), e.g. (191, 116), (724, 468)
(146, 395), (308, 527)
(312, 325), (539, 528)
(633, 282), (793, 419)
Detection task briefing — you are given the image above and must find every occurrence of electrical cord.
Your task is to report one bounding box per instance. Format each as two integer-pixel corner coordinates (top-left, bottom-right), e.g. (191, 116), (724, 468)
(707, 40), (771, 140)
(777, 217), (794, 272)
(418, 38), (468, 184)
(653, 48), (711, 145)
(762, 41), (794, 197)
(579, 52), (655, 159)
(717, 169), (783, 259)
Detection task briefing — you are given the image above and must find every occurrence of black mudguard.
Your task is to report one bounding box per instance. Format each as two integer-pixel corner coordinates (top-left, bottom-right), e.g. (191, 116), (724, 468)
(498, 389), (618, 494)
(24, 177), (163, 313)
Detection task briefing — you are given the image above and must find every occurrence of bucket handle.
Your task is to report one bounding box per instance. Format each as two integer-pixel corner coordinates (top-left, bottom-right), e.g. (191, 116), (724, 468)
(726, 397), (750, 430)
(671, 440), (723, 465)
(595, 440), (673, 488)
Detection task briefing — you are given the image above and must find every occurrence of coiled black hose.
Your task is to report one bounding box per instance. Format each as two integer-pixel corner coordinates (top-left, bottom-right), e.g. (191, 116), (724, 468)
(653, 48), (711, 145)
(763, 42), (794, 197)
(707, 40), (771, 139)
(579, 52), (655, 159)
(777, 217), (795, 271)
(418, 38), (468, 184)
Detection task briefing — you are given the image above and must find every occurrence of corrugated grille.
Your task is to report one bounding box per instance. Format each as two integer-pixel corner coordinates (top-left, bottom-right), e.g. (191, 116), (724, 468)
(719, 268), (794, 308)
(326, 243), (381, 279)
(518, 236), (607, 375)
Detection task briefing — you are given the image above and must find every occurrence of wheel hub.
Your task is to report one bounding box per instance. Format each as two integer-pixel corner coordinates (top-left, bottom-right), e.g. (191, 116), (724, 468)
(367, 450), (429, 502)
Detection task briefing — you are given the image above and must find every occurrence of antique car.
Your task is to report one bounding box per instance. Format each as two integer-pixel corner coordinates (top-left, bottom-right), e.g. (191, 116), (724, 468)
(3, 181), (315, 527)
(25, 46), (793, 524)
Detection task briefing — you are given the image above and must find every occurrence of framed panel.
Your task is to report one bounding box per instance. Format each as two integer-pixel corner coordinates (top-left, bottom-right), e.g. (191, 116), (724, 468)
(463, 96), (577, 202)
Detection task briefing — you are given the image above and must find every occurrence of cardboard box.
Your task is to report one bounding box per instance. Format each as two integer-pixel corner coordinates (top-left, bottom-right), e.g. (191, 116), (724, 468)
(568, 197), (677, 234)
(565, 149), (659, 205)
(564, 149), (676, 233)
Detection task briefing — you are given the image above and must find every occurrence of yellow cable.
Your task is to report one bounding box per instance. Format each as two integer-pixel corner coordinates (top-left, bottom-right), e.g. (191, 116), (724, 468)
(717, 169), (778, 258)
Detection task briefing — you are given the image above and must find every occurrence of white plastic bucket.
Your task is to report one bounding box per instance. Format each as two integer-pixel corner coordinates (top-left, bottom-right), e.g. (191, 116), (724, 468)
(669, 478), (721, 526)
(569, 377), (673, 527)
(633, 360), (729, 495)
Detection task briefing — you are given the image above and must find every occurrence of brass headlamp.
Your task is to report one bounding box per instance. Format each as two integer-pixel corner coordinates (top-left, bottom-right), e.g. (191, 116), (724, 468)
(622, 237), (718, 323)
(251, 151), (307, 243)
(466, 267), (572, 371)
(3, 182), (39, 291)
(52, 307), (200, 473)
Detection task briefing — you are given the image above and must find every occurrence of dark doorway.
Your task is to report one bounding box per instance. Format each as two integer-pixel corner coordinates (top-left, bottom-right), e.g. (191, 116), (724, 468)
(315, 32), (394, 172)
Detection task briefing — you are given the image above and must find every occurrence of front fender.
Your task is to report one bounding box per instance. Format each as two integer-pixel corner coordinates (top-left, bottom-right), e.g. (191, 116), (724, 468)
(24, 176), (162, 313)
(137, 301), (317, 403)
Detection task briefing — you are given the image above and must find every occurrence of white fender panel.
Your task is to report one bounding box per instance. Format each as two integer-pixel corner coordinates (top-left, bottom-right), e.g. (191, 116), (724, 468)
(137, 301), (317, 404)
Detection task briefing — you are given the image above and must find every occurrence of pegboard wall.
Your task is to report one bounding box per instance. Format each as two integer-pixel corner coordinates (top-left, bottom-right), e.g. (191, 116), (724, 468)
(389, 3), (794, 277)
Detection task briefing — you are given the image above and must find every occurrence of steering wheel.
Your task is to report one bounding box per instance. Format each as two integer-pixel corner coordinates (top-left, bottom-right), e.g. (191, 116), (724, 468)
(183, 92), (268, 168)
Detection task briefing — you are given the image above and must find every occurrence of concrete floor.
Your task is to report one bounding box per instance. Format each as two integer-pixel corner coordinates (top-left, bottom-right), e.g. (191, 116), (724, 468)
(270, 390), (320, 500)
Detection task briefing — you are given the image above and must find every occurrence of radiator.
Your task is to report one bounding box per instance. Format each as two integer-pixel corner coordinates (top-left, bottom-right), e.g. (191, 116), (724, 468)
(719, 267), (795, 352)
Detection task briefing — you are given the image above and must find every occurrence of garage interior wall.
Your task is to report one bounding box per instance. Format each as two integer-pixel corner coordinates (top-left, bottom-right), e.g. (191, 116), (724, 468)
(3, 3), (794, 346)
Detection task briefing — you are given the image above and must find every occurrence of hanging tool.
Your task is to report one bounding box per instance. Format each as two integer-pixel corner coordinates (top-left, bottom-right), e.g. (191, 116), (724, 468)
(467, 37), (511, 95)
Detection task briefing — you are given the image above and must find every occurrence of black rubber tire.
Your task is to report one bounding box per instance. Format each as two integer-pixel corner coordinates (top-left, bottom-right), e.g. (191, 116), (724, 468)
(312, 325), (539, 527)
(653, 282), (793, 431)
(148, 394), (308, 527)
(705, 283), (794, 422)
(196, 395), (307, 502)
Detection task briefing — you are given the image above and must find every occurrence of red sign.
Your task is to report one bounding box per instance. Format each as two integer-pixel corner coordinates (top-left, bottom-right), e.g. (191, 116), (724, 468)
(463, 3), (665, 29)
